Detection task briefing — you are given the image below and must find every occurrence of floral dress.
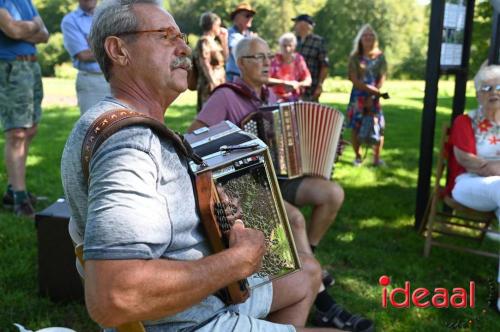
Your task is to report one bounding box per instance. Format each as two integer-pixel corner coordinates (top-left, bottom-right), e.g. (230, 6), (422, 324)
(270, 53), (311, 102)
(346, 53), (387, 133)
(194, 36), (226, 112)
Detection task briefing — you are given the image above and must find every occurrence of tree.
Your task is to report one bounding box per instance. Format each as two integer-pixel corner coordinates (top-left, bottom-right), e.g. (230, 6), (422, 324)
(470, 0), (493, 74)
(314, 0), (428, 78)
(33, 0), (74, 76)
(168, 0), (327, 50)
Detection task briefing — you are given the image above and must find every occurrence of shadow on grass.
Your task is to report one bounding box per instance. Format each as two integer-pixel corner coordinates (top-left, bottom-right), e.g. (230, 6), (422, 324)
(305, 182), (498, 331)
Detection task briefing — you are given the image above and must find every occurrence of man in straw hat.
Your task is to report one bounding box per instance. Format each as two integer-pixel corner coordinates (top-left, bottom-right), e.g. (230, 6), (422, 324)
(226, 2), (256, 82)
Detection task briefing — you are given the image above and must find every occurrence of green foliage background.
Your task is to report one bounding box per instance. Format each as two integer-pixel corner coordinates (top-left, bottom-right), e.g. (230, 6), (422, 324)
(31, 0), (494, 79)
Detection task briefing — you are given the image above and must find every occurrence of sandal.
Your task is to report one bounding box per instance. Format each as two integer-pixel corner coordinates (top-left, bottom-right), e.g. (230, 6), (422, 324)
(322, 269), (335, 288)
(313, 303), (375, 332)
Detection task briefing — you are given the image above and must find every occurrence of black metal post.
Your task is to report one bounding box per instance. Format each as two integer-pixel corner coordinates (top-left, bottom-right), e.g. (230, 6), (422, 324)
(415, 0), (445, 229)
(451, 0), (475, 121)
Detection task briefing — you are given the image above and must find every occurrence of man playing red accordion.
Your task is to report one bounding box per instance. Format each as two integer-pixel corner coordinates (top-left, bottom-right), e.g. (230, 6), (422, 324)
(189, 36), (374, 332)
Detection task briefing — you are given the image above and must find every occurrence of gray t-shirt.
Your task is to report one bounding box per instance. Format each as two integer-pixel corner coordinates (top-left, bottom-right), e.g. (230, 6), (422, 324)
(60, 98), (226, 330)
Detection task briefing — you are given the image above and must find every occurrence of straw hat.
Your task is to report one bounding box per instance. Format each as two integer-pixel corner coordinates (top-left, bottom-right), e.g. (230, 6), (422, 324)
(230, 2), (256, 20)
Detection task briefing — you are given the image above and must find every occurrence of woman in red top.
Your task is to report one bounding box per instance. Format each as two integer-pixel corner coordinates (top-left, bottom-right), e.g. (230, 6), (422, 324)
(269, 32), (311, 102)
(448, 65), (500, 313)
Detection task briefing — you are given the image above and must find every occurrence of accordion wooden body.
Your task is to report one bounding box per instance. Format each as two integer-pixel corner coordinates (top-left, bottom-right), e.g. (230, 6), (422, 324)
(240, 101), (344, 179)
(184, 121), (301, 303)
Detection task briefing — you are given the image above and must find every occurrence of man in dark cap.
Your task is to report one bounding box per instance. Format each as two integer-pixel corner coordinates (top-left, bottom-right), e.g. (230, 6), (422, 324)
(226, 2), (256, 82)
(293, 14), (329, 102)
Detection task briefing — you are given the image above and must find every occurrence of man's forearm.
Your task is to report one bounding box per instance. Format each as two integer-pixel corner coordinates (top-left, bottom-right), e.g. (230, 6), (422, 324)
(0, 19), (39, 40)
(75, 50), (96, 62)
(85, 247), (254, 327)
(23, 27), (49, 44)
(317, 65), (328, 86)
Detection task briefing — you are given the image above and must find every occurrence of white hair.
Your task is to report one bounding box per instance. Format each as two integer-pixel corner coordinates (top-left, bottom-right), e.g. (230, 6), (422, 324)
(233, 36), (269, 61)
(279, 32), (297, 47)
(474, 64), (500, 91)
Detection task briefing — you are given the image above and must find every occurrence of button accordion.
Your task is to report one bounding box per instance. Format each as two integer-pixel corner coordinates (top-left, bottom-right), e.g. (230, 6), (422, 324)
(185, 121), (301, 304)
(240, 101), (344, 179)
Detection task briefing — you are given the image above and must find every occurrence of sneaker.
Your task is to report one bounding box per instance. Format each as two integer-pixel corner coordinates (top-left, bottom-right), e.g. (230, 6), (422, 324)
(373, 159), (386, 167)
(322, 269), (335, 288)
(14, 200), (35, 219)
(2, 191), (37, 209)
(353, 158), (362, 167)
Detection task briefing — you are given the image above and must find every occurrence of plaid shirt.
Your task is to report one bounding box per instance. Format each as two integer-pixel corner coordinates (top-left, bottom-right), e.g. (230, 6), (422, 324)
(296, 33), (329, 97)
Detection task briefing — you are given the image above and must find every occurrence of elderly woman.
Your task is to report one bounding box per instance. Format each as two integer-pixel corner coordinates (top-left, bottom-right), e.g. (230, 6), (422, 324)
(269, 32), (311, 102)
(448, 64), (500, 313)
(194, 12), (228, 112)
(347, 24), (387, 167)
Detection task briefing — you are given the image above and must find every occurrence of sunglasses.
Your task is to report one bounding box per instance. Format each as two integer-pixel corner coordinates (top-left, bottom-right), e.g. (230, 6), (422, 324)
(479, 84), (500, 92)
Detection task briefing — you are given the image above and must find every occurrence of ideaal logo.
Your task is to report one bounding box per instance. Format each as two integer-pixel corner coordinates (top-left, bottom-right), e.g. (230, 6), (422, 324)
(379, 275), (475, 309)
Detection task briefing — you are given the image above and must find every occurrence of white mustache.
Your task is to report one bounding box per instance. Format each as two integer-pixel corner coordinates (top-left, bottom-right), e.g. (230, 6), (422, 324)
(171, 56), (192, 70)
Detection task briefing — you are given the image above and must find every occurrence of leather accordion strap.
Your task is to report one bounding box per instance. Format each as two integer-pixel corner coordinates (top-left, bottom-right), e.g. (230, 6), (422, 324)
(78, 108), (205, 332)
(81, 108), (203, 181)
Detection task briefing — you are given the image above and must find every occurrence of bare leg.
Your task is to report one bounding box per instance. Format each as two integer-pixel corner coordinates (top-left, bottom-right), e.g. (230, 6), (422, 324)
(351, 129), (362, 160)
(295, 178), (344, 247)
(5, 128), (28, 191)
(268, 254), (321, 326)
(373, 135), (384, 164)
(284, 201), (313, 255)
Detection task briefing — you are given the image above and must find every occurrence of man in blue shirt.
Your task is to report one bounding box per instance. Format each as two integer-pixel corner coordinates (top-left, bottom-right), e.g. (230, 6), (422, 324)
(0, 0), (49, 218)
(225, 2), (255, 82)
(61, 0), (110, 114)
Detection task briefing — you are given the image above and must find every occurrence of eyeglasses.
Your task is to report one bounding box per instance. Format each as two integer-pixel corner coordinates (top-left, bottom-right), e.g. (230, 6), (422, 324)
(117, 28), (188, 45)
(245, 13), (254, 18)
(479, 84), (500, 93)
(241, 52), (274, 62)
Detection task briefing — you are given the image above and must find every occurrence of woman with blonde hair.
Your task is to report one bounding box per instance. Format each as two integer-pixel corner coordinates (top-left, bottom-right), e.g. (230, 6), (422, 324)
(346, 24), (388, 166)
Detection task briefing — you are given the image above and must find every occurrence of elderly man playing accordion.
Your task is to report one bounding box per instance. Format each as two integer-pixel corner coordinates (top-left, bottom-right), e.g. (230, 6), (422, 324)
(189, 36), (374, 332)
(60, 1), (347, 331)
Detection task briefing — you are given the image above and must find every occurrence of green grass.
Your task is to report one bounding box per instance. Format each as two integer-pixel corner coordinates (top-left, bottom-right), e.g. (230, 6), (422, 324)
(0, 78), (498, 331)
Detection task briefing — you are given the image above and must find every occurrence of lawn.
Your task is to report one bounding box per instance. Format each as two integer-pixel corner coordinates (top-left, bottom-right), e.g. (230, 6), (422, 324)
(0, 78), (498, 332)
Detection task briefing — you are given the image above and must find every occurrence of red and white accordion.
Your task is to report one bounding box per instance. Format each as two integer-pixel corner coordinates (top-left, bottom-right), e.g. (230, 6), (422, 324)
(240, 102), (344, 179)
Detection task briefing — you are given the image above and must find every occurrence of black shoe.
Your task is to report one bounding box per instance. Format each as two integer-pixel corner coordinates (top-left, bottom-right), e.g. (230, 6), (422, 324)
(313, 303), (375, 332)
(322, 269), (335, 288)
(2, 191), (37, 209)
(14, 200), (35, 219)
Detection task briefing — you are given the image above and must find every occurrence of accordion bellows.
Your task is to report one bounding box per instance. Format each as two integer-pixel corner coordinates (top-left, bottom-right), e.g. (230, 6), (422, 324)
(241, 102), (344, 179)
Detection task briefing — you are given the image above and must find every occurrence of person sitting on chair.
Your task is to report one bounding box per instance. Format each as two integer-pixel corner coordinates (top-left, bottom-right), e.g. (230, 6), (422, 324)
(61, 1), (345, 331)
(189, 36), (374, 332)
(448, 64), (500, 313)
